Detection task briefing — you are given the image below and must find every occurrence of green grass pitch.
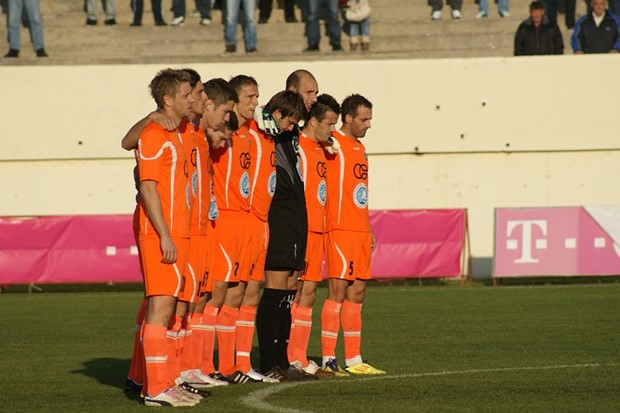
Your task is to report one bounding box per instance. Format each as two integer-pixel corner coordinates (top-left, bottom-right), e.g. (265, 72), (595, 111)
(0, 283), (618, 412)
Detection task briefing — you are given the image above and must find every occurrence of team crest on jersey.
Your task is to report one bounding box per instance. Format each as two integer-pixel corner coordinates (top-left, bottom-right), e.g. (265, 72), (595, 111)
(239, 171), (250, 199)
(267, 171), (277, 197)
(317, 180), (327, 206)
(208, 197), (219, 220)
(191, 171), (198, 198)
(353, 183), (368, 209)
(186, 184), (192, 210)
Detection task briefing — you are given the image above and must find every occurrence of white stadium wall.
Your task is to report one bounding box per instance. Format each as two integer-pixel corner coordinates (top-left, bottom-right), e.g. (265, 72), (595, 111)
(1, 56), (618, 277)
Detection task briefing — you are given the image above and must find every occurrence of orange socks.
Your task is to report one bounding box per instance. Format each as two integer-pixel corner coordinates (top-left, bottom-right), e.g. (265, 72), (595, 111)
(128, 298), (147, 385)
(341, 300), (363, 366)
(142, 323), (168, 397)
(235, 305), (257, 373)
(215, 304), (238, 376)
(180, 312), (202, 373)
(200, 303), (218, 375)
(288, 305), (313, 367)
(167, 315), (183, 385)
(320, 299), (342, 363)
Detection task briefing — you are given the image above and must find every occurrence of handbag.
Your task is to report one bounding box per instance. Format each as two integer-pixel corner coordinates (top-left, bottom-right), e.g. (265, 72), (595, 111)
(345, 0), (371, 22)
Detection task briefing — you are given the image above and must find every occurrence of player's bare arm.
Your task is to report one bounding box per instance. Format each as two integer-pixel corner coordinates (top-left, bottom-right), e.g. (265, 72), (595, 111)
(139, 180), (177, 264)
(121, 111), (178, 151)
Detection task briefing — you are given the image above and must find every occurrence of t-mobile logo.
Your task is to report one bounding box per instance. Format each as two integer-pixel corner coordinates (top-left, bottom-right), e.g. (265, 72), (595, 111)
(505, 220), (548, 263)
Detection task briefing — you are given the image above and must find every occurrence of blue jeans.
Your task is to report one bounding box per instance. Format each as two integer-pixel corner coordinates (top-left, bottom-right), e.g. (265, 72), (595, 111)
(8, 0), (44, 50)
(224, 0), (257, 49)
(306, 0), (340, 47)
(478, 0), (508, 15)
(349, 18), (370, 39)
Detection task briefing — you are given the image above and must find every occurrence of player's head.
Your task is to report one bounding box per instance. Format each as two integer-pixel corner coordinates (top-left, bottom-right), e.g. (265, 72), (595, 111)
(149, 68), (194, 119)
(286, 69), (319, 111)
(182, 68), (206, 116)
(208, 112), (238, 149)
(264, 90), (308, 132)
(305, 94), (340, 143)
(341, 94), (373, 139)
(229, 75), (259, 124)
(203, 78), (238, 130)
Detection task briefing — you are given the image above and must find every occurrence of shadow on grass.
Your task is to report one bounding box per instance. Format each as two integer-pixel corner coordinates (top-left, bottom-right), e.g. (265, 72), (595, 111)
(71, 357), (131, 390)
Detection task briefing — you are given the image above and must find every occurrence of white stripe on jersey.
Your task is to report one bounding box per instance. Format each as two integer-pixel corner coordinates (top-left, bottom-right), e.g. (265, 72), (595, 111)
(248, 128), (262, 206)
(334, 130), (346, 227)
(334, 240), (347, 279)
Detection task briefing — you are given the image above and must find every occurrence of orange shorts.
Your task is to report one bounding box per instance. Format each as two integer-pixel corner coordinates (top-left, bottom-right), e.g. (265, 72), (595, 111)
(140, 236), (190, 298)
(324, 230), (372, 281)
(184, 235), (208, 303)
(239, 212), (269, 283)
(300, 231), (325, 282)
(210, 210), (249, 283)
(200, 223), (217, 294)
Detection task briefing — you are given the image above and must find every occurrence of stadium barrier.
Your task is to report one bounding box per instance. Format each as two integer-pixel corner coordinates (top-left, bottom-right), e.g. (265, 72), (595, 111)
(493, 206), (620, 282)
(0, 209), (469, 285)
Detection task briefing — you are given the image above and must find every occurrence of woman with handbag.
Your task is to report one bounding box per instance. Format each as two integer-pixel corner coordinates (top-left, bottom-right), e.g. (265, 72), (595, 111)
(344, 0), (370, 51)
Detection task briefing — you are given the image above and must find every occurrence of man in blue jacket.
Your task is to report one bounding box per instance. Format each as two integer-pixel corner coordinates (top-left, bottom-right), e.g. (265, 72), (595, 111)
(572, 0), (620, 53)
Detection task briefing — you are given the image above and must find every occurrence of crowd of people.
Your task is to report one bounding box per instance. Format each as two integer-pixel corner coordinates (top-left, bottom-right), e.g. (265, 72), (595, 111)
(121, 68), (385, 407)
(5, 0), (620, 58)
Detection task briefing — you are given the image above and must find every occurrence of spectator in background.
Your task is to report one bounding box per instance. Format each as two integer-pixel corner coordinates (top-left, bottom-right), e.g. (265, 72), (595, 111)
(170, 0), (212, 26)
(224, 0), (257, 52)
(4, 0), (48, 57)
(545, 0), (576, 29)
(476, 0), (509, 18)
(305, 0), (343, 51)
(259, 0), (298, 23)
(572, 0), (620, 53)
(130, 0), (167, 26)
(430, 0), (462, 20)
(85, 0), (117, 25)
(514, 1), (563, 55)
(344, 0), (371, 50)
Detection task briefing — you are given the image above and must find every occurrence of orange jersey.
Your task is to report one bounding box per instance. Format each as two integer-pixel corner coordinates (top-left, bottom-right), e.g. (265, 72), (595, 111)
(324, 130), (370, 232)
(248, 120), (277, 221)
(137, 120), (193, 239)
(210, 123), (252, 212)
(190, 125), (212, 236)
(298, 133), (327, 233)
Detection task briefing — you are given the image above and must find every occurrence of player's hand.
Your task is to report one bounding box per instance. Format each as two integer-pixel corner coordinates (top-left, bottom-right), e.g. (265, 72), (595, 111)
(324, 136), (341, 155)
(371, 230), (377, 252)
(149, 111), (179, 131)
(254, 106), (281, 135)
(160, 236), (178, 264)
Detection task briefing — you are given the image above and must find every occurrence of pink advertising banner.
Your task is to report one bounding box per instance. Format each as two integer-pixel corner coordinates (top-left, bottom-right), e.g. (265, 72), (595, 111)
(0, 215), (141, 284)
(0, 210), (467, 284)
(370, 209), (467, 278)
(494, 207), (620, 277)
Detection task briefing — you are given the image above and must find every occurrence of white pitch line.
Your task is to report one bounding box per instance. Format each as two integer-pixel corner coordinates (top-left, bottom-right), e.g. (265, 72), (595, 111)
(239, 362), (619, 413)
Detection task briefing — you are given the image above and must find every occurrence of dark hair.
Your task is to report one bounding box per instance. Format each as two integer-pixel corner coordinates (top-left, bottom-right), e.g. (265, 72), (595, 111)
(182, 68), (202, 89)
(306, 94), (340, 123)
(227, 111), (239, 131)
(204, 78), (239, 106)
(264, 90), (308, 121)
(229, 74), (258, 94)
(529, 1), (544, 10)
(149, 68), (191, 109)
(341, 94), (372, 122)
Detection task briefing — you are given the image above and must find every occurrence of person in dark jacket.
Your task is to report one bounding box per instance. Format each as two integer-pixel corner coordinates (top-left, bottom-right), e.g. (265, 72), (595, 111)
(514, 1), (564, 55)
(571, 0), (620, 53)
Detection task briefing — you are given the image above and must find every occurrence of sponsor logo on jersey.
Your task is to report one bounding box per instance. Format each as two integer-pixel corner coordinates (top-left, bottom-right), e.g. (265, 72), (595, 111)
(353, 163), (368, 180)
(268, 171), (277, 197)
(239, 171), (250, 199)
(317, 180), (327, 206)
(353, 183), (368, 209)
